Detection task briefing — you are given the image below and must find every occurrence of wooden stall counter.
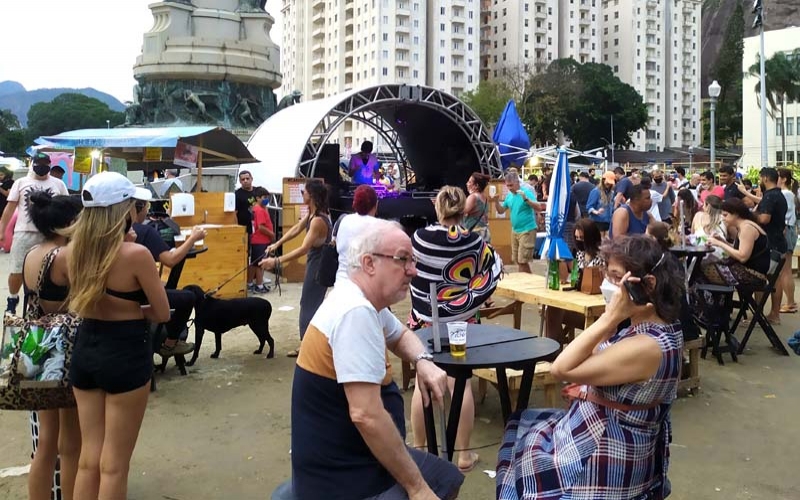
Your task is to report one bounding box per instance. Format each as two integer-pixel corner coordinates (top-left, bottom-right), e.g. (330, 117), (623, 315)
(166, 192), (248, 298)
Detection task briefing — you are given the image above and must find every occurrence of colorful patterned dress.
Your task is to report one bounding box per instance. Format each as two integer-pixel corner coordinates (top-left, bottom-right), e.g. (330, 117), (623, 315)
(496, 321), (683, 500)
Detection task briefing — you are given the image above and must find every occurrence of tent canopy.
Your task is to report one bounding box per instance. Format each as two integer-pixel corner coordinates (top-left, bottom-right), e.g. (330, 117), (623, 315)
(35, 126), (258, 171)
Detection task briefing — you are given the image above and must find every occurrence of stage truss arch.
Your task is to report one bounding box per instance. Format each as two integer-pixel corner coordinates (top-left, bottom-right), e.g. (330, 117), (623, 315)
(246, 84), (502, 193)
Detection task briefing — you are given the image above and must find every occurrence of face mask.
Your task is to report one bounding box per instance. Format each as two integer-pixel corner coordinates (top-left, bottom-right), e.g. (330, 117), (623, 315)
(654, 177), (663, 183)
(600, 278), (619, 305)
(32, 164), (50, 177)
(260, 199), (269, 206)
(574, 240), (586, 252)
(124, 215), (132, 235)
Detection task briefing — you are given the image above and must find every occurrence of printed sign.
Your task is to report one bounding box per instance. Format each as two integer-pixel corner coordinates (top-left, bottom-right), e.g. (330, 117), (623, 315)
(73, 148), (93, 174)
(144, 147), (162, 162)
(173, 142), (198, 168)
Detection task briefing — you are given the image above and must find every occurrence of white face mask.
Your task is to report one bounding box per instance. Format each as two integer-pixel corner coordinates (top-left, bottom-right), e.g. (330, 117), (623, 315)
(600, 277), (619, 305)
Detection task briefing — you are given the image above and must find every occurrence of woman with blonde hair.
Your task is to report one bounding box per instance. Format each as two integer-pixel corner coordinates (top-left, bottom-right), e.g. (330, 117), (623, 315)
(65, 172), (170, 500)
(408, 185), (503, 473)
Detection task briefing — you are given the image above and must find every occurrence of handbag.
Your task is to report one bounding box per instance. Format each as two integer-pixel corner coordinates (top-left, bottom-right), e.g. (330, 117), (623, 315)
(0, 248), (80, 411)
(315, 215), (338, 287)
(579, 266), (603, 295)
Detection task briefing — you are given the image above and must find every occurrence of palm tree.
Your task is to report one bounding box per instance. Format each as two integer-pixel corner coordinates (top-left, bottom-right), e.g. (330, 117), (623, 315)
(748, 50), (800, 166)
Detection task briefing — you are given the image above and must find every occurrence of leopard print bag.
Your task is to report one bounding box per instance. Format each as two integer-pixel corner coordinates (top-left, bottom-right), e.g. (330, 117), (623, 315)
(0, 248), (79, 411)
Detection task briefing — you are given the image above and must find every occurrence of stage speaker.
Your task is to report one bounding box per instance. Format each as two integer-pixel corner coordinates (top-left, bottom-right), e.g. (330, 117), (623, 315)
(300, 143), (341, 187)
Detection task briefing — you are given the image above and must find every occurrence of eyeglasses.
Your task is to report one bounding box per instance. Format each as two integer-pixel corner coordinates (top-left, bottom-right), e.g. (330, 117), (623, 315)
(371, 253), (418, 270)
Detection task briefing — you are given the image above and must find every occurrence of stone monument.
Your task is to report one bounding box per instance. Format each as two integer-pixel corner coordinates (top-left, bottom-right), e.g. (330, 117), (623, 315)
(129, 0), (281, 134)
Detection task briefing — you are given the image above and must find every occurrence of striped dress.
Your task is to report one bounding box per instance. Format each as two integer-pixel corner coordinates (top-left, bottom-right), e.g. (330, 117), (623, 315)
(496, 322), (683, 500)
(409, 224), (503, 323)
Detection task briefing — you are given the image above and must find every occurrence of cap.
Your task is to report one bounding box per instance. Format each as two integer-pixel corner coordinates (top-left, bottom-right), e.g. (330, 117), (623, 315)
(32, 152), (51, 165)
(81, 171), (152, 208)
(602, 171), (616, 185)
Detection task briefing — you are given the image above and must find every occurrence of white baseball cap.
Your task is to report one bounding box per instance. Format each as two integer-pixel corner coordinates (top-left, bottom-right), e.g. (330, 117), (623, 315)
(81, 171), (152, 208)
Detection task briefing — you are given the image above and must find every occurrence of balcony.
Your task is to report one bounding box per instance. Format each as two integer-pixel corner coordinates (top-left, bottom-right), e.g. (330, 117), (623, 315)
(311, 86), (325, 99)
(395, 58), (411, 68)
(312, 42), (324, 54)
(397, 3), (411, 17)
(534, 9), (547, 20)
(451, 31), (465, 41)
(396, 23), (411, 33)
(311, 56), (324, 68)
(345, 0), (353, 14)
(683, 3), (694, 14)
(312, 27), (324, 39)
(396, 40), (411, 50)
(312, 11), (325, 24)
(452, 45), (465, 56)
(647, 0), (658, 9)
(312, 0), (324, 7)
(481, 0), (491, 13)
(311, 71), (325, 83)
(579, 17), (590, 26)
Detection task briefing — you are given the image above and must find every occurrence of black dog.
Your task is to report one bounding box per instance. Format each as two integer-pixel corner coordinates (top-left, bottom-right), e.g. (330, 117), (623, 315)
(183, 284), (274, 365)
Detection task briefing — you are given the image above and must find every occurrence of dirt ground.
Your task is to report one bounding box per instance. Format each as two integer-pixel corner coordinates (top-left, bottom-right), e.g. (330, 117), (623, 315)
(1, 254), (799, 500)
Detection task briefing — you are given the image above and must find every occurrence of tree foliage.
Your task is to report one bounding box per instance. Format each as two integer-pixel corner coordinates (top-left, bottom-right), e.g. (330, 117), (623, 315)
(747, 49), (800, 162)
(0, 109), (29, 156)
(0, 109), (21, 134)
(706, 1), (744, 147)
(524, 59), (648, 150)
(27, 93), (125, 139)
(460, 80), (515, 128)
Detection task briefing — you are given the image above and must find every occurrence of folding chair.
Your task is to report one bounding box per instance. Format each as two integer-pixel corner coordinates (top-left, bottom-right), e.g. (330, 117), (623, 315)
(695, 283), (737, 365)
(729, 251), (790, 356)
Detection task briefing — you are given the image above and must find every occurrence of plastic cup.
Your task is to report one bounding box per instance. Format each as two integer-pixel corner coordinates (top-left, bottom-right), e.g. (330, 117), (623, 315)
(447, 321), (468, 357)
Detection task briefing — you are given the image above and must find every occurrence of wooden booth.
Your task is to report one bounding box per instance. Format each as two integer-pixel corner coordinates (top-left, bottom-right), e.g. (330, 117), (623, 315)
(163, 192), (248, 298)
(487, 179), (513, 264)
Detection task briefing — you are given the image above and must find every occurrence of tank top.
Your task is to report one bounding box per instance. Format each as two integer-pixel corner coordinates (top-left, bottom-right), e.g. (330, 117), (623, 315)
(463, 195), (489, 232)
(609, 204), (650, 239)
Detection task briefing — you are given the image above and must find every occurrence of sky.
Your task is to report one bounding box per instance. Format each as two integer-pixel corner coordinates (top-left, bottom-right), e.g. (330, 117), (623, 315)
(0, 0), (283, 104)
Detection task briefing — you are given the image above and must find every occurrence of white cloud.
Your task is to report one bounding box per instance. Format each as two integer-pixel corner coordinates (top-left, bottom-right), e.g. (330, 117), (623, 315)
(0, 0), (282, 104)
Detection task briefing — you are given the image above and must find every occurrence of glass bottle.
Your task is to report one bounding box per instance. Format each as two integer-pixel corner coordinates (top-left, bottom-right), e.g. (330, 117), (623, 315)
(569, 259), (580, 288)
(547, 259), (561, 290)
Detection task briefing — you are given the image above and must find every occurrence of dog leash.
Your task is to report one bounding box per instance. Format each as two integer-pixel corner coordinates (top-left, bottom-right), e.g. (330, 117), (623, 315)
(204, 249), (271, 298)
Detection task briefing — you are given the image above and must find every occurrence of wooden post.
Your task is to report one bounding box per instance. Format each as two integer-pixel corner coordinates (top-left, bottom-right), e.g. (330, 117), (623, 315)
(195, 137), (204, 192)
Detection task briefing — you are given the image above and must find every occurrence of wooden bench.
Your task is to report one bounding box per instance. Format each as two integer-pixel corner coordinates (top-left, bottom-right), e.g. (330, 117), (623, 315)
(475, 362), (561, 409)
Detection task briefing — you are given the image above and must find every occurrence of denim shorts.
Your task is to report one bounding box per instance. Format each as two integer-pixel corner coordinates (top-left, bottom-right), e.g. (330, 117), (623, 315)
(70, 319), (152, 394)
(786, 224), (798, 253)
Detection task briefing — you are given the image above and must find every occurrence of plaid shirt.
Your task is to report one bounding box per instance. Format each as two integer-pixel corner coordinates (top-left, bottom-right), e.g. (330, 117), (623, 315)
(497, 322), (683, 500)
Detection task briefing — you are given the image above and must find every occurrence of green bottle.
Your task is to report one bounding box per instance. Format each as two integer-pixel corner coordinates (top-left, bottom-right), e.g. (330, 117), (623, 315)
(569, 259), (580, 288)
(547, 260), (560, 290)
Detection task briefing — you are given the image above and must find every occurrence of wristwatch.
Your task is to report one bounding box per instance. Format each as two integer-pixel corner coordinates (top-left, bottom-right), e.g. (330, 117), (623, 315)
(412, 351), (434, 368)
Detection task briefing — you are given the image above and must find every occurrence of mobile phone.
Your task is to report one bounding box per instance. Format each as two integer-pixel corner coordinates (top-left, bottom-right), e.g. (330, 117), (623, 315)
(623, 280), (649, 305)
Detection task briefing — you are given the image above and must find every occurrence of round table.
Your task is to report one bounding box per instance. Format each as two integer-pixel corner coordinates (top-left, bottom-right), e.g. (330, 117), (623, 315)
(669, 245), (713, 289)
(415, 324), (560, 461)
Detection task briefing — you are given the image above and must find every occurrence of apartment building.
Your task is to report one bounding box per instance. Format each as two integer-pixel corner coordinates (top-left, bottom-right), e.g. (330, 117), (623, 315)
(480, 0), (600, 81)
(481, 0), (701, 152)
(281, 0), (480, 149)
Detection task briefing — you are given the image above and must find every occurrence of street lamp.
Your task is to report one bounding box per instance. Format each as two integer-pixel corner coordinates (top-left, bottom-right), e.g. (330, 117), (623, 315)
(106, 119), (110, 129)
(688, 145), (694, 172)
(708, 80), (721, 171)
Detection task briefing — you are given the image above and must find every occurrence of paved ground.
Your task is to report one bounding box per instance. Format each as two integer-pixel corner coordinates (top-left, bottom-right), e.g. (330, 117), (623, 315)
(0, 253), (799, 499)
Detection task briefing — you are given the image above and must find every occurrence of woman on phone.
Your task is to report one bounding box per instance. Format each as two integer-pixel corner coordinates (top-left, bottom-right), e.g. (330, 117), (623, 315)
(66, 172), (170, 500)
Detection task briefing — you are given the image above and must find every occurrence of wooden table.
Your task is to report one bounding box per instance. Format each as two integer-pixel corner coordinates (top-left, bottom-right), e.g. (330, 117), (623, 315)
(492, 273), (607, 329)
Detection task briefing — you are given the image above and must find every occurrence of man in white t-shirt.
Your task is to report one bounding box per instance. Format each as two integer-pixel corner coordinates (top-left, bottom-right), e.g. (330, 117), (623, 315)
(0, 153), (69, 313)
(640, 174), (663, 223)
(291, 219), (463, 500)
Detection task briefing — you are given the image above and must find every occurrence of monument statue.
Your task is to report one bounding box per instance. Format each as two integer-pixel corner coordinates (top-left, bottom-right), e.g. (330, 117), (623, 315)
(276, 91), (303, 112)
(130, 0), (280, 133)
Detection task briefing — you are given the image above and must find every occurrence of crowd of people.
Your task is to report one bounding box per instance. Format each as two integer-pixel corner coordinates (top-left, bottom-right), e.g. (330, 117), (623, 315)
(7, 154), (799, 500)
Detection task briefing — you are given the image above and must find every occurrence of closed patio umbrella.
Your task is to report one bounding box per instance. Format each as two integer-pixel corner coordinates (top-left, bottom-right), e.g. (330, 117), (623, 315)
(539, 147), (573, 287)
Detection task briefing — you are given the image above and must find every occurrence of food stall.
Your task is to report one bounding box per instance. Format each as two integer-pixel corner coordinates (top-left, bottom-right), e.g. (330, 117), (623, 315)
(34, 127), (259, 298)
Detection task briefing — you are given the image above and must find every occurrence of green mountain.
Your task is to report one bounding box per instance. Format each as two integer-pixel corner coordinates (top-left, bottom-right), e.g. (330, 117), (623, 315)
(0, 81), (125, 127)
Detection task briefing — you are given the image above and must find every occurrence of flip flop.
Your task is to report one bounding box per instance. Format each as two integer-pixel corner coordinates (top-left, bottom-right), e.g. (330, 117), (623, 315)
(457, 452), (479, 473)
(780, 305), (798, 313)
(287, 349), (300, 358)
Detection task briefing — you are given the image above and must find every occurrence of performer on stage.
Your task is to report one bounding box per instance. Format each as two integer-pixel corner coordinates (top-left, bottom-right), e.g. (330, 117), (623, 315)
(348, 141), (381, 185)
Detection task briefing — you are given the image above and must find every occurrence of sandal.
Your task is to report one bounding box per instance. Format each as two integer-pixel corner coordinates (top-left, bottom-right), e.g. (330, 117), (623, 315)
(780, 304), (798, 313)
(287, 349), (300, 358)
(457, 451), (479, 473)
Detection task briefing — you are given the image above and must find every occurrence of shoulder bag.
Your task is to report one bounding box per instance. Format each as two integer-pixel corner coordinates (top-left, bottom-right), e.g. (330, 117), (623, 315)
(0, 248), (80, 410)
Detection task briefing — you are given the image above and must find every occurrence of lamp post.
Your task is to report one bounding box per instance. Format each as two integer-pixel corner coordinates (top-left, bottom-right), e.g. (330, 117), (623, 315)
(106, 120), (110, 129)
(688, 145), (694, 172)
(708, 80), (721, 171)
(753, 0), (768, 169)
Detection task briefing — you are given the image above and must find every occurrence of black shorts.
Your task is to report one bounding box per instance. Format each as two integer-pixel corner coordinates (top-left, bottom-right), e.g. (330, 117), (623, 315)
(250, 243), (268, 265)
(70, 319), (152, 394)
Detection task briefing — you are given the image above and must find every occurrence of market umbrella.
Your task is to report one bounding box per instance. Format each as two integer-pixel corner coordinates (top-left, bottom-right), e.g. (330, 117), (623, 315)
(539, 147), (573, 261)
(492, 100), (530, 170)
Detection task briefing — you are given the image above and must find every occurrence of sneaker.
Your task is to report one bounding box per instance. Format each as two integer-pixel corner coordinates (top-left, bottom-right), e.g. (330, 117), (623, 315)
(254, 284), (270, 294)
(247, 283), (256, 292)
(6, 296), (19, 315)
(262, 277), (273, 285)
(159, 340), (194, 357)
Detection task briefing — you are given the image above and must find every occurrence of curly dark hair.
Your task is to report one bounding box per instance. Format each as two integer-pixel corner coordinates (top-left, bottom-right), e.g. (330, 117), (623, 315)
(600, 234), (684, 323)
(305, 179), (329, 214)
(470, 172), (490, 191)
(28, 191), (83, 239)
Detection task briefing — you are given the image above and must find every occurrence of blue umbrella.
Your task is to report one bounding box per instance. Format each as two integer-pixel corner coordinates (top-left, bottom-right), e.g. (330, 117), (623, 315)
(492, 100), (530, 170)
(539, 147), (573, 261)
